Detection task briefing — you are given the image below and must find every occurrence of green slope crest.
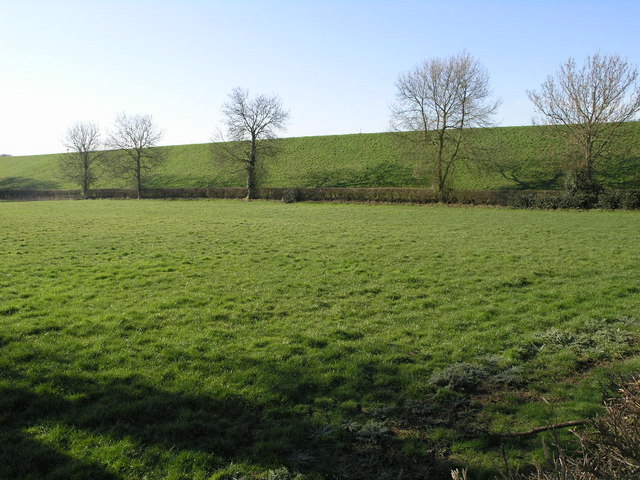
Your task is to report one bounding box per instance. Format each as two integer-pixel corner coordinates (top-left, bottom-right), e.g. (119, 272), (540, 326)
(2, 124), (639, 191)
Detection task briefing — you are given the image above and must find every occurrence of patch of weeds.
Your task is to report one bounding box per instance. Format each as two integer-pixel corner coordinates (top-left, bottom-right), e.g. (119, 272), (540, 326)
(354, 420), (390, 442)
(212, 466), (309, 480)
(534, 316), (639, 361)
(429, 362), (493, 393)
(494, 366), (527, 388)
(429, 355), (527, 393)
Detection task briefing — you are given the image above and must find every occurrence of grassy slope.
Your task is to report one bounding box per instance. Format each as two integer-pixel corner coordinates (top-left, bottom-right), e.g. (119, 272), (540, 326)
(1, 200), (639, 479)
(2, 123), (639, 191)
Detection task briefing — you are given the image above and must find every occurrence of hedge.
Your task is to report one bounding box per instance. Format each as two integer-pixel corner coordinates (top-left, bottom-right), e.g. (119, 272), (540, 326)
(1, 187), (639, 209)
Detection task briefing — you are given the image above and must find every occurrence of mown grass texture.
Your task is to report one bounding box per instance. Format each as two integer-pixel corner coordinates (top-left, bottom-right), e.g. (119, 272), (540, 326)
(2, 123), (639, 191)
(1, 200), (639, 479)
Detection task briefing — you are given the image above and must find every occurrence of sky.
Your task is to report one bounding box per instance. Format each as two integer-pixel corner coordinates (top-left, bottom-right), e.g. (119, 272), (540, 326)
(1, 0), (639, 156)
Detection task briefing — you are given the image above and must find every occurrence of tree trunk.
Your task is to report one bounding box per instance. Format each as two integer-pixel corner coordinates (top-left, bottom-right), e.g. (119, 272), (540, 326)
(136, 155), (143, 199)
(245, 136), (258, 200)
(437, 178), (448, 202)
(82, 155), (90, 199)
(245, 161), (257, 200)
(436, 130), (446, 202)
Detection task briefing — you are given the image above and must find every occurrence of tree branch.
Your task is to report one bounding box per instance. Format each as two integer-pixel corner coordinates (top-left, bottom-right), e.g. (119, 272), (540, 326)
(498, 419), (589, 438)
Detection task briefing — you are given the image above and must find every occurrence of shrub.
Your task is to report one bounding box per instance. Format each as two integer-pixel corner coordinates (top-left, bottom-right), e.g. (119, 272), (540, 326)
(455, 376), (640, 480)
(507, 192), (537, 209)
(280, 188), (300, 203)
(620, 190), (640, 209)
(506, 190), (640, 210)
(596, 190), (624, 209)
(524, 376), (640, 480)
(4, 186), (638, 208)
(564, 170), (603, 197)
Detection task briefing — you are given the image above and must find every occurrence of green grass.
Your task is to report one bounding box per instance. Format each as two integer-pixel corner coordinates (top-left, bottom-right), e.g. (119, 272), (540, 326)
(1, 200), (640, 479)
(2, 123), (639, 191)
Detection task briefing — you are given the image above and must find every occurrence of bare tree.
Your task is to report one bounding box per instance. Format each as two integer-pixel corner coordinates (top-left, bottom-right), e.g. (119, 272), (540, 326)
(107, 113), (165, 199)
(218, 88), (289, 200)
(527, 53), (640, 192)
(60, 121), (102, 199)
(391, 51), (499, 200)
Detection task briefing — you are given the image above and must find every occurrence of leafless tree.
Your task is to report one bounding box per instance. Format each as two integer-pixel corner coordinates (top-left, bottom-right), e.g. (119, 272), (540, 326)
(60, 121), (102, 199)
(527, 53), (640, 192)
(107, 113), (165, 199)
(218, 88), (289, 200)
(391, 51), (499, 201)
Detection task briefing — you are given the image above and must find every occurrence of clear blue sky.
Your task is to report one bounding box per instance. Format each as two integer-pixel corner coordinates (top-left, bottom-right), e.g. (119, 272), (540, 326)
(1, 0), (639, 156)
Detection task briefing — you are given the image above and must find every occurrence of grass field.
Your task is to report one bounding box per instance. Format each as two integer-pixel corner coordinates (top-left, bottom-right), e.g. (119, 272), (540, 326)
(1, 200), (640, 479)
(2, 123), (639, 192)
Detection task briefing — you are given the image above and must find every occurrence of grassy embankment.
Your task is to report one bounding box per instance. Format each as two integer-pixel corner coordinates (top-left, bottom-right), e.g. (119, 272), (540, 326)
(1, 200), (639, 479)
(2, 123), (639, 191)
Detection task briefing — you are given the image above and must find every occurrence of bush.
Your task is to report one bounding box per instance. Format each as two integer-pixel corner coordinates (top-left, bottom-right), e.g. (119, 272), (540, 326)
(455, 376), (640, 480)
(280, 188), (300, 203)
(564, 170), (603, 197)
(524, 376), (640, 480)
(597, 190), (623, 209)
(507, 189), (640, 210)
(600, 189), (640, 210)
(621, 190), (640, 209)
(507, 192), (537, 209)
(3, 186), (638, 208)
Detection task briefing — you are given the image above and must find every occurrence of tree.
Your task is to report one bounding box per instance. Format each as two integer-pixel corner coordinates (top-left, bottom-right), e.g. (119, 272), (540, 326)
(391, 51), (499, 200)
(60, 121), (102, 199)
(218, 88), (289, 200)
(107, 113), (165, 199)
(527, 53), (640, 193)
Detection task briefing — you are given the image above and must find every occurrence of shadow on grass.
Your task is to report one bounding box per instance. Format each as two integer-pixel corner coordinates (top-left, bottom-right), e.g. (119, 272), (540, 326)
(1, 385), (118, 479)
(1, 370), (292, 479)
(0, 359), (476, 480)
(0, 177), (61, 190)
(600, 156), (640, 189)
(494, 172), (563, 191)
(147, 173), (242, 189)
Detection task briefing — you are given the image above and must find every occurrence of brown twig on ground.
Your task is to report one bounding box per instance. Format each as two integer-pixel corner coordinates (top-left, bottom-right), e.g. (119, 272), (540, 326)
(499, 420), (589, 438)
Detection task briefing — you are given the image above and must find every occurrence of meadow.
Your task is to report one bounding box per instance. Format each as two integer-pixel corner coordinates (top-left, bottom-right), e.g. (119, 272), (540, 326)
(2, 123), (640, 192)
(1, 200), (639, 479)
